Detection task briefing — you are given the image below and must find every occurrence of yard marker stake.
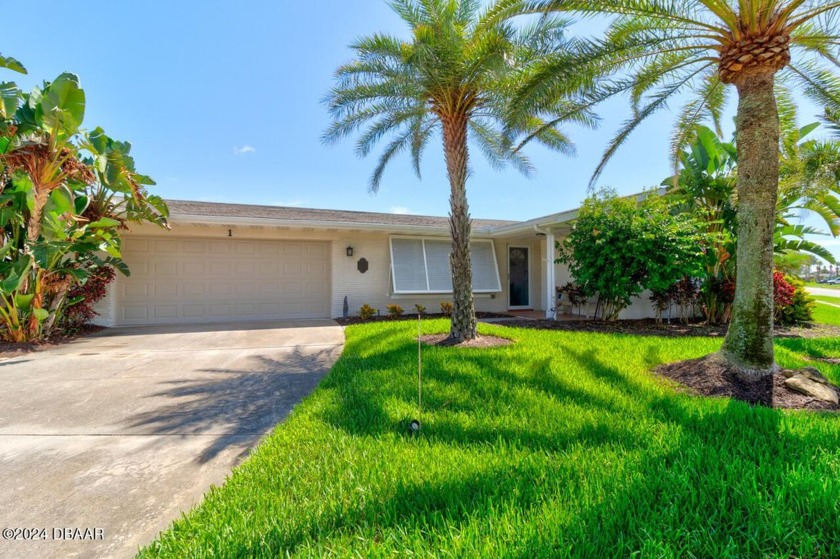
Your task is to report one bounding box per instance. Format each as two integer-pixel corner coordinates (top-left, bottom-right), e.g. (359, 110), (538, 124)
(409, 313), (422, 435)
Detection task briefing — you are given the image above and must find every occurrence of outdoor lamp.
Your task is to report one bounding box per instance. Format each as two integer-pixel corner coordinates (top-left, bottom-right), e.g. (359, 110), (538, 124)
(346, 246), (354, 257)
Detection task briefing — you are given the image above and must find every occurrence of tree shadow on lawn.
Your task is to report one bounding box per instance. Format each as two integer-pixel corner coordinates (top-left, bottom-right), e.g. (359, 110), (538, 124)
(304, 326), (840, 557)
(125, 346), (337, 464)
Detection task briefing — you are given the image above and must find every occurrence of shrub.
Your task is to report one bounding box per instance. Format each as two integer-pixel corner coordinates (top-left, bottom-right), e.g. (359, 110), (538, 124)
(558, 282), (587, 315)
(440, 301), (453, 316)
(557, 191), (707, 320)
(386, 304), (404, 318)
(359, 304), (377, 320)
(775, 273), (814, 325)
(413, 304), (427, 315)
(59, 267), (116, 331)
(701, 276), (735, 324)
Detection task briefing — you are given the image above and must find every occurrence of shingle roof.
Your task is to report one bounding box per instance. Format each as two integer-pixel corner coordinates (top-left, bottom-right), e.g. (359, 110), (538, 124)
(166, 199), (518, 232)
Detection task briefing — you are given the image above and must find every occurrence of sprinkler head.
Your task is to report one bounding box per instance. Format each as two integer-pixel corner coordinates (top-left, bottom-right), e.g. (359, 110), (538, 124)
(408, 419), (421, 435)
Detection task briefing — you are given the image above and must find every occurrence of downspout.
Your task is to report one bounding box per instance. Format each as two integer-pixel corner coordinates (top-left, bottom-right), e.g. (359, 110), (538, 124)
(534, 225), (556, 319)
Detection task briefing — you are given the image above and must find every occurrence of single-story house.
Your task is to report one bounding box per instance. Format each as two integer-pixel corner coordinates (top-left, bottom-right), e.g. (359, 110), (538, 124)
(93, 199), (657, 326)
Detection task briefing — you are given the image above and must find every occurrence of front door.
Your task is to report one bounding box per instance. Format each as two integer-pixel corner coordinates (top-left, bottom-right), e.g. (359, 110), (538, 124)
(508, 246), (530, 308)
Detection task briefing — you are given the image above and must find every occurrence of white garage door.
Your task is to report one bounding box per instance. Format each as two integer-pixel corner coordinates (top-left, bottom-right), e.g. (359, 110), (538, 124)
(117, 237), (331, 325)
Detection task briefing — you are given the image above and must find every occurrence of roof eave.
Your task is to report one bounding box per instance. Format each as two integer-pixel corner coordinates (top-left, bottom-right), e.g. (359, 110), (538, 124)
(168, 214), (499, 235)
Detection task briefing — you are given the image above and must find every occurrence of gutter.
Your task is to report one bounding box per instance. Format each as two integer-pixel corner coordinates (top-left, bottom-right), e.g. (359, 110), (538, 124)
(167, 214), (500, 236)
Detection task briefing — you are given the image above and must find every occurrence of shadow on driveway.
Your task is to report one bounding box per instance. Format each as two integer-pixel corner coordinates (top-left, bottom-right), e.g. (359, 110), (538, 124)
(126, 346), (337, 463)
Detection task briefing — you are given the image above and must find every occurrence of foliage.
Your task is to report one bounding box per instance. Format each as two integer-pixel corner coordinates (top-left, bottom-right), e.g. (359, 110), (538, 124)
(0, 68), (168, 342)
(557, 282), (587, 315)
(141, 320), (840, 558)
(386, 304), (404, 318)
(557, 191), (706, 320)
(512, 0), (840, 367)
(59, 266), (115, 331)
(413, 303), (427, 315)
(665, 125), (838, 323)
(440, 301), (454, 316)
(512, 0), (840, 183)
(650, 277), (700, 324)
(323, 0), (595, 341)
(774, 273), (814, 326)
(359, 304), (377, 320)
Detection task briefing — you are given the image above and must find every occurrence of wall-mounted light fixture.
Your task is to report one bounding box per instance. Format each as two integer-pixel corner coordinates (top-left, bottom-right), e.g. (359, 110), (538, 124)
(228, 229), (233, 237)
(346, 246), (354, 257)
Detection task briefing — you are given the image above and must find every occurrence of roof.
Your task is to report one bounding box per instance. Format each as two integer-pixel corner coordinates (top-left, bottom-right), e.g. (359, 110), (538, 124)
(166, 199), (519, 233)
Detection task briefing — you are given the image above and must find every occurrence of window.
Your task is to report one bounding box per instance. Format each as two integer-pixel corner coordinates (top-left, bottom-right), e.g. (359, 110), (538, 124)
(389, 237), (502, 294)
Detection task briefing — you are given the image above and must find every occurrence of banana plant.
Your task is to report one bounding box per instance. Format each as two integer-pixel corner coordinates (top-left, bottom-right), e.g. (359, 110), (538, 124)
(0, 70), (168, 342)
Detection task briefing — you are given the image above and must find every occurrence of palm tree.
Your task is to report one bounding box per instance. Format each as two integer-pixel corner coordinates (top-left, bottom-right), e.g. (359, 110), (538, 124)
(324, 0), (592, 341)
(513, 0), (840, 375)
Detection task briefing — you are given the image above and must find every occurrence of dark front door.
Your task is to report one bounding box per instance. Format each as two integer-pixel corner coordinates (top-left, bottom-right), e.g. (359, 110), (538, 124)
(508, 246), (529, 308)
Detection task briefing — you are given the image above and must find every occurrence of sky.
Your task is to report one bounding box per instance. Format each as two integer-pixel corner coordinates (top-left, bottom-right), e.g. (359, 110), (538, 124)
(4, 0), (838, 260)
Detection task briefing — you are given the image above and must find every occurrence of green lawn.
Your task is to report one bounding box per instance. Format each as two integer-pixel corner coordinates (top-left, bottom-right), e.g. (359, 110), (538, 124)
(809, 295), (840, 325)
(140, 321), (840, 558)
(805, 281), (840, 289)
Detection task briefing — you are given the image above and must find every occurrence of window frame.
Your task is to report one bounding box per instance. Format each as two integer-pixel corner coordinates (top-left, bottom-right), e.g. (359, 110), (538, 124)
(388, 236), (502, 295)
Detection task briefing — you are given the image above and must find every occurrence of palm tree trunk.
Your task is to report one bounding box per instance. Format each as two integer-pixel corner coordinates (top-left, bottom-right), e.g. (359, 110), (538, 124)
(441, 112), (477, 342)
(721, 71), (779, 377)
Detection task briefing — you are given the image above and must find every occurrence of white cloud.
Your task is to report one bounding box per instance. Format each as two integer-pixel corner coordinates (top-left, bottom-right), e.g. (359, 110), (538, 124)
(272, 199), (305, 207)
(233, 145), (256, 155)
(390, 206), (410, 214)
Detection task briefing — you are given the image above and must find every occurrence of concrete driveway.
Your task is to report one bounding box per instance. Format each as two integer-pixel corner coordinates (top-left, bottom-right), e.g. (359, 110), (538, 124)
(0, 320), (344, 559)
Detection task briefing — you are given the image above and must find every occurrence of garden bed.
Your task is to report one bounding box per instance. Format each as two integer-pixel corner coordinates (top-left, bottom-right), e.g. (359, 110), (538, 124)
(335, 311), (511, 326)
(656, 355), (839, 411)
(0, 324), (104, 358)
(491, 317), (840, 339)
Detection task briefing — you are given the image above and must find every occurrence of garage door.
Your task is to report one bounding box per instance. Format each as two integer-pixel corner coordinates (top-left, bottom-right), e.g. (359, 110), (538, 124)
(117, 237), (331, 325)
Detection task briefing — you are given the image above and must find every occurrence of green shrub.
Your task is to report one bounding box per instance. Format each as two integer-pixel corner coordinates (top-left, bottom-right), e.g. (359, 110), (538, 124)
(557, 191), (707, 320)
(386, 304), (404, 318)
(440, 301), (453, 316)
(359, 304), (377, 320)
(413, 304), (427, 315)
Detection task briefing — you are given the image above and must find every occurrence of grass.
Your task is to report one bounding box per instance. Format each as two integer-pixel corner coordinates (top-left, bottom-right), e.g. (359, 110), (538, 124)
(139, 321), (840, 558)
(805, 281), (840, 289)
(812, 296), (840, 326)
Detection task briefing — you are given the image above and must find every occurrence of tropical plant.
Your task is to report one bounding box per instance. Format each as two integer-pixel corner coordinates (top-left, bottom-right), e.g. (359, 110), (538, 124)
(414, 303), (427, 314)
(359, 304), (378, 320)
(666, 125), (837, 322)
(324, 0), (595, 342)
(775, 273), (814, 324)
(557, 191), (706, 320)
(514, 0), (840, 372)
(0, 72), (168, 342)
(386, 304), (405, 317)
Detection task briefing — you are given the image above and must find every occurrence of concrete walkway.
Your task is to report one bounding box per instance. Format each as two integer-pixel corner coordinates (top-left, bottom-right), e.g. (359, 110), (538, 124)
(0, 320), (344, 559)
(806, 286), (840, 299)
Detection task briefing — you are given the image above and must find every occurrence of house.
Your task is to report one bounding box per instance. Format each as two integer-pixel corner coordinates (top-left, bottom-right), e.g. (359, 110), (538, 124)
(94, 199), (656, 326)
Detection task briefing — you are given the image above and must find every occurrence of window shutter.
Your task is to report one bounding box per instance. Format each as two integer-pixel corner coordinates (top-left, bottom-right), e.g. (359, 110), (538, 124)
(390, 237), (501, 294)
(390, 238), (427, 292)
(424, 240), (453, 291)
(471, 242), (501, 292)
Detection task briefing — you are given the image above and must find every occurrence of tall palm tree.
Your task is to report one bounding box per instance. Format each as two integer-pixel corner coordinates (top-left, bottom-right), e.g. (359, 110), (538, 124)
(324, 0), (593, 341)
(513, 0), (840, 375)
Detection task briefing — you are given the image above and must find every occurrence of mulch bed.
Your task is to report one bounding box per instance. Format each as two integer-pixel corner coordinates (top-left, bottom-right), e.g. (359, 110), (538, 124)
(492, 317), (840, 339)
(0, 325), (104, 359)
(335, 312), (511, 326)
(418, 333), (513, 348)
(656, 355), (839, 411)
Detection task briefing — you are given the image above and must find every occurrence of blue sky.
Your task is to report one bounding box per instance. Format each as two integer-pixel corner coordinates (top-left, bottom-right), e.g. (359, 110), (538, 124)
(5, 1), (837, 258)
